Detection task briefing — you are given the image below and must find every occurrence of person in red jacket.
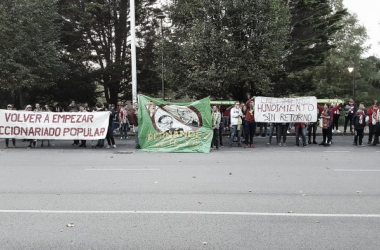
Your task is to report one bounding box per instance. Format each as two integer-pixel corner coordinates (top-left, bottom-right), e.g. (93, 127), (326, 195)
(366, 100), (378, 145)
(244, 97), (256, 148)
(317, 102), (343, 145)
(370, 104), (380, 146)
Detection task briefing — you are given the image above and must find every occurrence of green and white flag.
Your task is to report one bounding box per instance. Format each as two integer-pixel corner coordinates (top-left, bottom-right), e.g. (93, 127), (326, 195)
(138, 95), (213, 153)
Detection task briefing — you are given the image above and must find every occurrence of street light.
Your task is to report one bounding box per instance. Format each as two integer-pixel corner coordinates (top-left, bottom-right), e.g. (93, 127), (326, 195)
(348, 63), (355, 100)
(157, 12), (166, 100)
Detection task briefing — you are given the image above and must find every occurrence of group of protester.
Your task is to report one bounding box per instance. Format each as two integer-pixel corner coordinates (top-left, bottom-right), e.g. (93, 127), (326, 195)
(3, 96), (380, 150)
(210, 97), (380, 149)
(2, 101), (140, 149)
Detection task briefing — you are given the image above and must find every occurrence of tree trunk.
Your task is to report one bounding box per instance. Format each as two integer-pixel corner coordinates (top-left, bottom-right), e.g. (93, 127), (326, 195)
(19, 90), (27, 109)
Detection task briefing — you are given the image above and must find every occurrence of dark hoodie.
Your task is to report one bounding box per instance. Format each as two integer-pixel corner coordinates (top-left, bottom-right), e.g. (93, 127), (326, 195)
(353, 110), (366, 130)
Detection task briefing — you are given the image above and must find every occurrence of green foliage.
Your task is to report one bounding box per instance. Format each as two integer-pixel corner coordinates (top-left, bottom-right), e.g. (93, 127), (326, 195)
(163, 0), (290, 101)
(58, 0), (161, 104)
(304, 11), (380, 104)
(277, 0), (347, 95)
(0, 0), (66, 92)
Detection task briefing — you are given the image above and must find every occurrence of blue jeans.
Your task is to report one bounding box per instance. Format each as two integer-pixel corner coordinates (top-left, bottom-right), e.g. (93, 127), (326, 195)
(135, 130), (140, 148)
(268, 124), (278, 143)
(120, 122), (129, 138)
(295, 125), (306, 145)
(229, 125), (242, 146)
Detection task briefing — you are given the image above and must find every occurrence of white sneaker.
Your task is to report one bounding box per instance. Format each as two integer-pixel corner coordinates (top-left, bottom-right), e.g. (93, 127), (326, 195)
(332, 129), (335, 133)
(336, 130), (341, 133)
(120, 137), (123, 140)
(105, 145), (111, 149)
(112, 145), (117, 148)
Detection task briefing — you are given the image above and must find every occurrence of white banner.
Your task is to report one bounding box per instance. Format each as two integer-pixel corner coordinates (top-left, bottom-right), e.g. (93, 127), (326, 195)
(254, 96), (318, 123)
(0, 110), (110, 140)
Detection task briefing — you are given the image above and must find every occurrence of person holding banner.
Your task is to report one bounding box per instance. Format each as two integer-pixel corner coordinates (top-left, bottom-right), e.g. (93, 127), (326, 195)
(78, 106), (87, 147)
(104, 103), (117, 149)
(244, 97), (256, 148)
(4, 104), (16, 149)
(94, 103), (105, 148)
(229, 101), (243, 148)
(25, 105), (37, 148)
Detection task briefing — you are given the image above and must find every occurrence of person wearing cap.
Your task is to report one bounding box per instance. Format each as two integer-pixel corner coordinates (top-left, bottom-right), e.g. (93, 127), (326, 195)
(4, 104), (16, 149)
(366, 100), (378, 145)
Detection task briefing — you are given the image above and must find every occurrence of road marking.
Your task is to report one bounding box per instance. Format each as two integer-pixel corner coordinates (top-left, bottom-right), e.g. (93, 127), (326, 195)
(324, 150), (351, 153)
(275, 151), (301, 153)
(0, 210), (379, 218)
(84, 168), (160, 171)
(334, 169), (380, 172)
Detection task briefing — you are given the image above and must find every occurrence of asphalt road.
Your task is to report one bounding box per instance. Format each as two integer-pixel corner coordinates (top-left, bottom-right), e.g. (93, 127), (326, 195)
(0, 135), (380, 249)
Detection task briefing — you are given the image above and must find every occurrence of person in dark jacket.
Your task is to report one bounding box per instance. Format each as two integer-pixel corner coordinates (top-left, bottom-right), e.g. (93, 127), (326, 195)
(344, 98), (357, 134)
(352, 108), (367, 146)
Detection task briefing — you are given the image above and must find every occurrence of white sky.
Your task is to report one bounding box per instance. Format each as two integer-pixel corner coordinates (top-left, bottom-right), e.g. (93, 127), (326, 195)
(343, 0), (380, 57)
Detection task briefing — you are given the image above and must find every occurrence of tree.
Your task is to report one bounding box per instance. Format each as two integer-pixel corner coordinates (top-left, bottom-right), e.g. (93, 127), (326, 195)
(278, 0), (347, 95)
(0, 0), (66, 107)
(58, 0), (161, 105)
(163, 0), (290, 101)
(305, 10), (371, 101)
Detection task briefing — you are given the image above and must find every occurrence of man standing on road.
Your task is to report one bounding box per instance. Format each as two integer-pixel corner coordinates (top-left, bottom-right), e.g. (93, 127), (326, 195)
(344, 98), (357, 134)
(211, 106), (221, 150)
(229, 101), (243, 148)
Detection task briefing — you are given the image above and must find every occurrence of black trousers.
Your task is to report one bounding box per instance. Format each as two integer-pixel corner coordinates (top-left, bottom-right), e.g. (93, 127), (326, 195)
(322, 128), (329, 144)
(212, 128), (219, 148)
(368, 123), (375, 143)
(373, 123), (380, 145)
(354, 129), (364, 144)
(344, 114), (354, 132)
(333, 114), (340, 130)
(219, 122), (224, 146)
(308, 123), (317, 142)
(244, 121), (256, 145)
(277, 124), (288, 143)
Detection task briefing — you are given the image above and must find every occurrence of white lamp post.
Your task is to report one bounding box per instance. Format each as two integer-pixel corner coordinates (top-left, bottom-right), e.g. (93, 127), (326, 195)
(157, 12), (166, 100)
(348, 64), (355, 100)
